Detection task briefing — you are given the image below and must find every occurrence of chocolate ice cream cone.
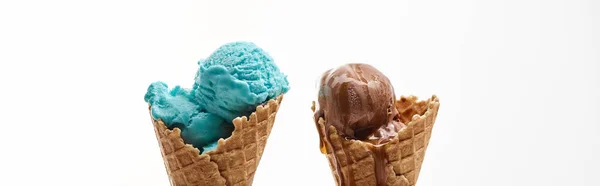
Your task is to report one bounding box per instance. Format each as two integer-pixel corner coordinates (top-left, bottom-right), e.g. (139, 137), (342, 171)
(150, 95), (283, 186)
(314, 95), (440, 186)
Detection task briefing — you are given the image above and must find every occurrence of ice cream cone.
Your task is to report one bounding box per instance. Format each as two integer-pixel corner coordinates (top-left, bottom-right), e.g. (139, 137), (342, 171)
(150, 95), (284, 186)
(314, 95), (440, 186)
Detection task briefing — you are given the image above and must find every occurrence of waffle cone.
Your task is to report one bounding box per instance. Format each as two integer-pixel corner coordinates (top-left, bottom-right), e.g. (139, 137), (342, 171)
(150, 95), (284, 186)
(315, 95), (440, 186)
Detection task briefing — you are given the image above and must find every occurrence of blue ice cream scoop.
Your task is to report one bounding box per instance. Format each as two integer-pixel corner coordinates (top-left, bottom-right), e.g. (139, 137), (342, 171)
(192, 42), (290, 122)
(144, 82), (198, 129)
(144, 82), (232, 150)
(145, 41), (289, 154)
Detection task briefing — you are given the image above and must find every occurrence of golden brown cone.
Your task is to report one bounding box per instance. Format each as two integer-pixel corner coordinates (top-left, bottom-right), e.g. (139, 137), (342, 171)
(150, 95), (283, 186)
(314, 95), (440, 186)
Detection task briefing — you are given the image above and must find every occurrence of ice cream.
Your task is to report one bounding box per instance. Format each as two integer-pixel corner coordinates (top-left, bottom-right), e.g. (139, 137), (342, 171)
(145, 82), (232, 151)
(312, 63), (440, 186)
(193, 42), (290, 122)
(145, 41), (289, 154)
(314, 63), (405, 145)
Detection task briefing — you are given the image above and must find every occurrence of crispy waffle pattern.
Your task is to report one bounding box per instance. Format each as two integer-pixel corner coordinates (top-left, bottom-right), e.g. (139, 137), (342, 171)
(151, 95), (283, 186)
(316, 95), (440, 186)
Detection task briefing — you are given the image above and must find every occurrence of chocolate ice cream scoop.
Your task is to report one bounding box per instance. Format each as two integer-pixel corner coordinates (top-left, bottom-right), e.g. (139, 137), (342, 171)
(313, 63), (404, 145)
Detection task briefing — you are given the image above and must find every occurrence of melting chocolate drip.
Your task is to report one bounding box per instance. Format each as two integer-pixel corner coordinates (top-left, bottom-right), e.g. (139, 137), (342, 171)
(372, 145), (387, 186)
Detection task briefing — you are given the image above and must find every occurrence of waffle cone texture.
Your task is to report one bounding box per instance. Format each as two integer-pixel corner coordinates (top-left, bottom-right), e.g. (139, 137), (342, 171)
(315, 95), (440, 186)
(150, 95), (284, 186)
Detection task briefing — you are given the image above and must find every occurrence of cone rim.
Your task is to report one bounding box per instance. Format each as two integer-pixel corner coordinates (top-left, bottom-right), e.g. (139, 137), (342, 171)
(316, 94), (440, 148)
(148, 94), (284, 157)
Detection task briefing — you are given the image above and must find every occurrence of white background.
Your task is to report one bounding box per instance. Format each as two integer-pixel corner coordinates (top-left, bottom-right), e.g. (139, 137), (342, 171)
(0, 0), (598, 185)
